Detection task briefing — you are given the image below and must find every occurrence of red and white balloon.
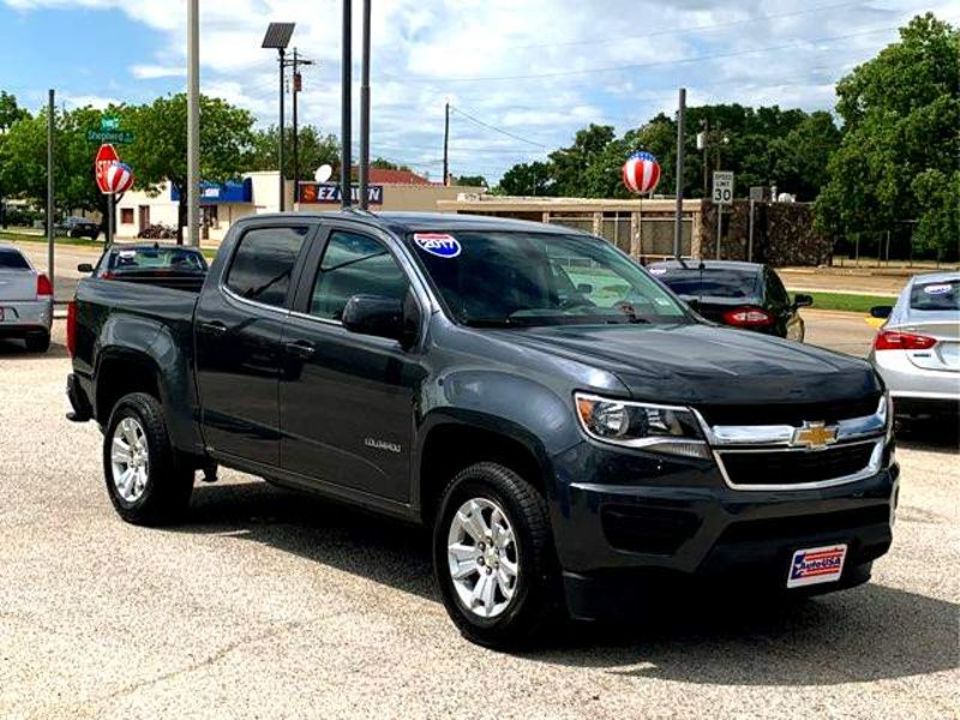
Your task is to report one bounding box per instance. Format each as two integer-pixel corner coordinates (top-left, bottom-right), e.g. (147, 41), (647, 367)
(622, 151), (661, 195)
(103, 162), (135, 194)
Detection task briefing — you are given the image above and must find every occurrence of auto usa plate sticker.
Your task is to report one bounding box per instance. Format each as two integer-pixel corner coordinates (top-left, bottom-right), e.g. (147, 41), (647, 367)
(414, 233), (461, 258)
(787, 544), (847, 588)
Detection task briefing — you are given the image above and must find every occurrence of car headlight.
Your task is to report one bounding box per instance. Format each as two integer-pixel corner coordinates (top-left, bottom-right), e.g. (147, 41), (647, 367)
(574, 393), (710, 459)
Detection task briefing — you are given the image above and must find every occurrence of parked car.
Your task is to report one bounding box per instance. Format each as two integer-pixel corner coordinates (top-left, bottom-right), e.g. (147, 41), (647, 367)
(868, 272), (959, 418)
(79, 243), (208, 292)
(647, 260), (812, 341)
(60, 216), (101, 240)
(67, 213), (897, 647)
(0, 245), (53, 352)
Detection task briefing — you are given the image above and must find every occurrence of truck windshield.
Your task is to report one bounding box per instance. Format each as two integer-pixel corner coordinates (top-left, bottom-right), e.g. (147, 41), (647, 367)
(408, 230), (689, 327)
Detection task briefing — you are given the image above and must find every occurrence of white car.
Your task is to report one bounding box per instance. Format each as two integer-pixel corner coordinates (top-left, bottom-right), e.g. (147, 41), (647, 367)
(0, 245), (53, 352)
(868, 271), (959, 418)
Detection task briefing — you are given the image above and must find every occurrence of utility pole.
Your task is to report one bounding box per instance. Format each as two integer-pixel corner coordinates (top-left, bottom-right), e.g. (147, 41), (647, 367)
(46, 89), (54, 297)
(358, 0), (371, 210)
(442, 101), (450, 186)
(673, 88), (686, 260)
(187, 0), (200, 247)
(288, 48), (314, 208)
(341, 0), (353, 209)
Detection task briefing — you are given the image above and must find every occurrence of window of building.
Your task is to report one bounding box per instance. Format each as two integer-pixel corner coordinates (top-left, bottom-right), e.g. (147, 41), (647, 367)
(120, 208), (134, 224)
(225, 226), (309, 307)
(310, 231), (409, 321)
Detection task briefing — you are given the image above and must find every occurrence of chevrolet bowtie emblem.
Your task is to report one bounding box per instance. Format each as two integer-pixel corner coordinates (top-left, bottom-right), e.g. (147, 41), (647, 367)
(792, 422), (838, 449)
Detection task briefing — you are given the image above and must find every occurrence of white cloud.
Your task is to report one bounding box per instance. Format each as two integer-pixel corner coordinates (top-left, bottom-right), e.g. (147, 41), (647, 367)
(3, 0), (947, 179)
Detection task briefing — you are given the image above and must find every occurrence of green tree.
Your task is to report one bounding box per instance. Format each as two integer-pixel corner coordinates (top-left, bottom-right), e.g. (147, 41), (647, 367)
(548, 124), (615, 196)
(123, 94), (255, 244)
(495, 160), (555, 196)
(0, 91), (28, 133)
(455, 174), (487, 187)
(816, 13), (960, 257)
(769, 111), (841, 201)
(248, 124), (339, 180)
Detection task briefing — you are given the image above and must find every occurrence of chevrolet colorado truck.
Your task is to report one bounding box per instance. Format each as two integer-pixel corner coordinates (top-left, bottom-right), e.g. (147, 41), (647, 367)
(67, 212), (898, 647)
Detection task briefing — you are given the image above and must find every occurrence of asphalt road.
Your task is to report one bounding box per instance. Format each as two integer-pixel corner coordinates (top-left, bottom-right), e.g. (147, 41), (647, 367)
(1, 324), (957, 719)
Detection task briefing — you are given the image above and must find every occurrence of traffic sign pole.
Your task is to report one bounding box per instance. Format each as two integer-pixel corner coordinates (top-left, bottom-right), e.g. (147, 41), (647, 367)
(716, 205), (722, 260)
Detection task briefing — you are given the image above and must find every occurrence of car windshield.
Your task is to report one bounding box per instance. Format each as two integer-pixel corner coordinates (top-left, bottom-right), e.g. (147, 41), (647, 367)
(650, 267), (760, 300)
(407, 230), (689, 327)
(107, 247), (208, 275)
(0, 249), (30, 270)
(909, 279), (959, 311)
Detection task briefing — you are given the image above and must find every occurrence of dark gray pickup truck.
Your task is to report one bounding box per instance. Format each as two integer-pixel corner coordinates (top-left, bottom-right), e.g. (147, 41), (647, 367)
(67, 212), (898, 647)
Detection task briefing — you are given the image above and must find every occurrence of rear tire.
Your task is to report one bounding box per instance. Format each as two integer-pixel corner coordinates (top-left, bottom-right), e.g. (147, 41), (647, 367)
(24, 332), (50, 353)
(433, 462), (560, 648)
(103, 392), (194, 526)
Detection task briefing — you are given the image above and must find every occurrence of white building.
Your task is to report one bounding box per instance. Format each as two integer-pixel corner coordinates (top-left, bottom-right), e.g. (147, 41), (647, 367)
(114, 170), (483, 244)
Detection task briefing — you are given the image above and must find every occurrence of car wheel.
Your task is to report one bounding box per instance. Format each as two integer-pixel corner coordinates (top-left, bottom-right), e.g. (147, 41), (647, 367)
(433, 462), (560, 648)
(103, 392), (194, 526)
(24, 332), (50, 353)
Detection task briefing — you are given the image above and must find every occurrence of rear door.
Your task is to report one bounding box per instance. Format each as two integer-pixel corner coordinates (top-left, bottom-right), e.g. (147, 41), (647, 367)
(194, 221), (316, 466)
(278, 224), (424, 502)
(765, 267), (803, 340)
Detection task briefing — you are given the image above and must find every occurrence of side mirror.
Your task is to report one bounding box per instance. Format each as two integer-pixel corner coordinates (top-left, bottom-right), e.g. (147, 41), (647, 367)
(77, 263), (94, 273)
(870, 305), (893, 319)
(684, 297), (701, 312)
(794, 293), (814, 308)
(342, 292), (420, 348)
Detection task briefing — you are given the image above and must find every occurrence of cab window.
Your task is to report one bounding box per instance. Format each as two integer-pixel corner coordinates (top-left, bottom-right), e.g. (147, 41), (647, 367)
(310, 231), (409, 321)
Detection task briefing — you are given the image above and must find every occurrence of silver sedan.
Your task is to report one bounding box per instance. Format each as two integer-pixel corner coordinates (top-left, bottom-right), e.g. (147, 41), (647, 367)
(868, 271), (959, 418)
(0, 245), (53, 353)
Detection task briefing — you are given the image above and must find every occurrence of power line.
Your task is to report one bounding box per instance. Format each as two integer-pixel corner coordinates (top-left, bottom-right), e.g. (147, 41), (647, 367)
(381, 22), (934, 84)
(449, 105), (547, 147)
(502, 0), (902, 50)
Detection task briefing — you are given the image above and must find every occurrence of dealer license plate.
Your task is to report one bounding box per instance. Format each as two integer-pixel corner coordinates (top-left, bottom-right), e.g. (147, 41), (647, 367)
(787, 544), (847, 588)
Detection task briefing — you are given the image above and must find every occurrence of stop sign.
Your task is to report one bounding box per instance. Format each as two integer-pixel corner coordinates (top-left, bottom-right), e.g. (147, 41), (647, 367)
(95, 144), (120, 194)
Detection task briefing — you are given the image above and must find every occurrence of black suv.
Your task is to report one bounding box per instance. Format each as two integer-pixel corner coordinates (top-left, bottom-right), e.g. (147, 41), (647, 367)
(67, 212), (898, 647)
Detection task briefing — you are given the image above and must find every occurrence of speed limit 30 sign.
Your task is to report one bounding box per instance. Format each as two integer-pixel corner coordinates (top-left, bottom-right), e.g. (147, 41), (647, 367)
(713, 171), (734, 204)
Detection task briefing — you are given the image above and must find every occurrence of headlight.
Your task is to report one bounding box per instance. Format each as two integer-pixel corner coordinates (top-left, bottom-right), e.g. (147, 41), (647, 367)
(574, 393), (710, 459)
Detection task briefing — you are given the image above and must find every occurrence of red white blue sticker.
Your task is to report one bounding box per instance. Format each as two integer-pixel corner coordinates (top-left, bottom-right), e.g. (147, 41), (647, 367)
(787, 544), (847, 588)
(922, 283), (952, 295)
(413, 233), (461, 258)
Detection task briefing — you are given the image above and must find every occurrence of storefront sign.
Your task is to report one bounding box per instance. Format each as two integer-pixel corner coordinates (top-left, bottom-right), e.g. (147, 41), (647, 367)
(299, 183), (383, 205)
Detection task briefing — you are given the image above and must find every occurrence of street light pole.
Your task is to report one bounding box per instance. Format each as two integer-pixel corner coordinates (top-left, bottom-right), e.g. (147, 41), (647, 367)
(341, 0), (353, 209)
(673, 87), (686, 260)
(278, 47), (286, 212)
(187, 0), (200, 247)
(46, 89), (54, 295)
(358, 0), (371, 210)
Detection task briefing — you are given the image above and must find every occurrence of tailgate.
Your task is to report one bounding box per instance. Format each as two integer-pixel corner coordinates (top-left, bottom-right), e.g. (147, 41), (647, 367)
(0, 270), (37, 301)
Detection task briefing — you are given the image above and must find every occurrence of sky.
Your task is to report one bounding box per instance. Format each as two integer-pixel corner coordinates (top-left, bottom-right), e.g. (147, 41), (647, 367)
(0, 0), (954, 182)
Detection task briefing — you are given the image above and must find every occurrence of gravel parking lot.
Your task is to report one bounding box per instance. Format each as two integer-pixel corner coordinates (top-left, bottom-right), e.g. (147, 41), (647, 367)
(1, 323), (957, 719)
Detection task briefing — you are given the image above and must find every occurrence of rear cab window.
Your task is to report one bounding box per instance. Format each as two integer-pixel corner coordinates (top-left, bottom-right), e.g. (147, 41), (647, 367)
(654, 267), (761, 300)
(0, 249), (30, 270)
(909, 280), (959, 311)
(225, 226), (310, 307)
(107, 247), (208, 275)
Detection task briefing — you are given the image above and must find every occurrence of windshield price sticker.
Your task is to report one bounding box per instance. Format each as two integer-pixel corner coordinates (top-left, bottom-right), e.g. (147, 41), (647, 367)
(414, 233), (461, 258)
(648, 267), (667, 275)
(923, 284), (952, 295)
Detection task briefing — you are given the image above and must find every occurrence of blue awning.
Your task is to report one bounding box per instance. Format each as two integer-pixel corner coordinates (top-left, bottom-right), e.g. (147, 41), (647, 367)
(171, 178), (252, 204)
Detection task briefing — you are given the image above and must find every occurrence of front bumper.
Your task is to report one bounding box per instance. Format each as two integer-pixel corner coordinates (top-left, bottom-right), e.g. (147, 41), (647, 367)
(548, 441), (898, 620)
(0, 298), (53, 336)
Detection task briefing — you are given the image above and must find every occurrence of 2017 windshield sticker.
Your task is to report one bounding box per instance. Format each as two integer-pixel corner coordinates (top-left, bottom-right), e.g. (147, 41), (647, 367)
(414, 233), (461, 258)
(922, 283), (952, 295)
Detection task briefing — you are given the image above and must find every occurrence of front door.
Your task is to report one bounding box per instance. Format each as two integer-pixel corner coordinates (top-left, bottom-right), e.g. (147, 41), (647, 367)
(279, 227), (423, 502)
(137, 205), (150, 234)
(195, 222), (313, 466)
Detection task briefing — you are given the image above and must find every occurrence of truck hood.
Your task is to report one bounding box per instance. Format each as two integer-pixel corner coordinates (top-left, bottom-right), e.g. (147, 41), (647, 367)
(494, 322), (879, 405)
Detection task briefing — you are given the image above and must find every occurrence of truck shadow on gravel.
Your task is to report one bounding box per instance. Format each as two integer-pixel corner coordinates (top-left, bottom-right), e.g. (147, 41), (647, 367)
(177, 480), (957, 686)
(0, 338), (68, 359)
(894, 416), (960, 454)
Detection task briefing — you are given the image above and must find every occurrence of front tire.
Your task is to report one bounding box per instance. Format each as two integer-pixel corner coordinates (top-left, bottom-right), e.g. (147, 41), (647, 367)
(433, 462), (559, 648)
(103, 392), (194, 526)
